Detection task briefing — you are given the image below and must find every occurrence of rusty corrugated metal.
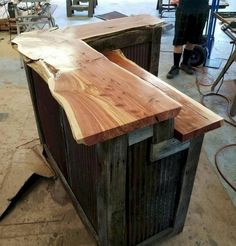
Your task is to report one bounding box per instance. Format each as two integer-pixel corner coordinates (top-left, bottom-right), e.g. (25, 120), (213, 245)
(62, 112), (99, 230)
(127, 138), (187, 246)
(122, 42), (152, 72)
(31, 70), (68, 180)
(32, 69), (99, 230)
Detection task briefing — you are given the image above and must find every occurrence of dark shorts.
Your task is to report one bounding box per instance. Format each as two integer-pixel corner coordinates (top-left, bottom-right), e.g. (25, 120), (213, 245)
(173, 8), (208, 45)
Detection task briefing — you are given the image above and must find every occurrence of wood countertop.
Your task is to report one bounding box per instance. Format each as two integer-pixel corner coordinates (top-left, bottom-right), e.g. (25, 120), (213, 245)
(12, 14), (163, 47)
(12, 15), (181, 145)
(104, 50), (224, 141)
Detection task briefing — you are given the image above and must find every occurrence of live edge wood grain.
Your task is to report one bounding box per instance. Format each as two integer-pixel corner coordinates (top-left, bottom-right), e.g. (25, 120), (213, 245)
(104, 50), (224, 141)
(13, 15), (163, 46)
(46, 53), (181, 145)
(12, 16), (180, 146)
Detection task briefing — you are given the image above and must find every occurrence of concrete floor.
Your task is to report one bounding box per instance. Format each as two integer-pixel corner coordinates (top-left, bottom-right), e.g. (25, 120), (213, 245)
(0, 0), (236, 245)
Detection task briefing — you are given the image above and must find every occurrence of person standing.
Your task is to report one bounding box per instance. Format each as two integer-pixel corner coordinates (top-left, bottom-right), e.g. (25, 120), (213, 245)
(166, 0), (209, 79)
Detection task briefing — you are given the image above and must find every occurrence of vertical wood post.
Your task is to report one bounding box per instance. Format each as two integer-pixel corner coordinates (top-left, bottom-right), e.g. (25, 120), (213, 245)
(173, 134), (204, 233)
(66, 0), (72, 17)
(152, 119), (174, 144)
(230, 94), (236, 117)
(88, 0), (94, 17)
(150, 26), (162, 76)
(97, 135), (128, 246)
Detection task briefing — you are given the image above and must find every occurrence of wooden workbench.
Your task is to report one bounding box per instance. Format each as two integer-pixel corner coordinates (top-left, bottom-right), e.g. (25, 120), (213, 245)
(13, 15), (223, 246)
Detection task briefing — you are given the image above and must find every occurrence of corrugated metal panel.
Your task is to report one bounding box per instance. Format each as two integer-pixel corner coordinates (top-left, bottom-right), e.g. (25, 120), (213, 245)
(31, 70), (68, 180)
(122, 42), (152, 71)
(62, 113), (99, 231)
(31, 69), (99, 230)
(127, 138), (187, 246)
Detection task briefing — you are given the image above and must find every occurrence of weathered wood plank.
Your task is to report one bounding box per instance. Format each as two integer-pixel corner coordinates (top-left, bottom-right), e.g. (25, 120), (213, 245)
(128, 125), (153, 146)
(149, 25), (162, 75)
(96, 135), (128, 246)
(87, 29), (152, 53)
(173, 134), (204, 233)
(105, 50), (224, 141)
(152, 119), (174, 144)
(150, 138), (190, 162)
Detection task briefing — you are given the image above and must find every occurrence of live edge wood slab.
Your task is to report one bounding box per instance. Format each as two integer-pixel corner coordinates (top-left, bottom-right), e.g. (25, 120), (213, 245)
(104, 50), (224, 141)
(12, 15), (224, 246)
(12, 15), (182, 146)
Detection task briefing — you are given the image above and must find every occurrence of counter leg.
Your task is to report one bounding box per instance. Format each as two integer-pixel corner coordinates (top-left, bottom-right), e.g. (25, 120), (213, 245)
(230, 94), (236, 117)
(96, 135), (128, 246)
(173, 134), (204, 234)
(150, 25), (162, 76)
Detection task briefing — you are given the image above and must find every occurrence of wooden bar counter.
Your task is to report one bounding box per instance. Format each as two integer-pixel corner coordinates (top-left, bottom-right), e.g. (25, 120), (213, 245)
(13, 15), (223, 246)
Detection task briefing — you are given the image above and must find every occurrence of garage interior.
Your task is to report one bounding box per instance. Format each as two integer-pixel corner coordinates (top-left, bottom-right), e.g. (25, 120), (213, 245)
(0, 0), (236, 245)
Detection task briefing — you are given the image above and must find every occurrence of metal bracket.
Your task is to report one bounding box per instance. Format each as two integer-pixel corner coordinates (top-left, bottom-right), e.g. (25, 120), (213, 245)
(150, 138), (190, 162)
(128, 125), (153, 146)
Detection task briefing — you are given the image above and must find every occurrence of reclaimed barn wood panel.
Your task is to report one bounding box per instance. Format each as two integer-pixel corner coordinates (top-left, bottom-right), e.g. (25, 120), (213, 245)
(104, 50), (224, 141)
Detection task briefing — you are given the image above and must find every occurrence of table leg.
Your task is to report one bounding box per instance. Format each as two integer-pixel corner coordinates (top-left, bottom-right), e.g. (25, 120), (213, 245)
(97, 135), (128, 246)
(230, 94), (236, 117)
(211, 48), (236, 91)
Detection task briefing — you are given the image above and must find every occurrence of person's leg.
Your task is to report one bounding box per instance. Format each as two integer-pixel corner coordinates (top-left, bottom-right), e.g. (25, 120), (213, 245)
(181, 11), (208, 74)
(167, 8), (187, 79)
(174, 45), (183, 67)
(180, 42), (194, 74)
(182, 42), (194, 65)
(166, 45), (183, 79)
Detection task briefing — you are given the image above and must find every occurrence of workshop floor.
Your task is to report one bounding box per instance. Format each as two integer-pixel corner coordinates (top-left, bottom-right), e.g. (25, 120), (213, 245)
(0, 0), (236, 245)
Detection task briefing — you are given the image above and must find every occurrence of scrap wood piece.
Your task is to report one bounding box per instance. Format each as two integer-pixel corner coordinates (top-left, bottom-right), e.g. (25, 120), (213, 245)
(104, 50), (224, 141)
(0, 141), (55, 218)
